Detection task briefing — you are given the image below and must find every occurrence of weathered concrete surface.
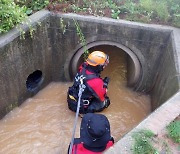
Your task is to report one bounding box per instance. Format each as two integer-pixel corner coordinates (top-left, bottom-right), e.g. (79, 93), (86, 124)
(151, 32), (179, 109)
(50, 13), (179, 110)
(0, 11), (180, 153)
(0, 10), (51, 117)
(105, 91), (180, 154)
(52, 13), (172, 92)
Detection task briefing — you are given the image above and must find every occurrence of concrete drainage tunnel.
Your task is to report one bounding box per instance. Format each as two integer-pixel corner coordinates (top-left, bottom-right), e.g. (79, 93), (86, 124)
(0, 11), (180, 153)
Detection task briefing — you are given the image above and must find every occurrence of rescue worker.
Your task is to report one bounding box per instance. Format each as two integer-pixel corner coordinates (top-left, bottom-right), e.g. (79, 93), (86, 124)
(68, 113), (114, 154)
(67, 51), (110, 114)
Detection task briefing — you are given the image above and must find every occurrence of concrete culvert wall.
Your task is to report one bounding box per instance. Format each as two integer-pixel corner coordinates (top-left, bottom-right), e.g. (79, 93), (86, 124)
(57, 14), (173, 93)
(69, 41), (141, 87)
(0, 11), (52, 118)
(151, 35), (180, 110)
(0, 11), (180, 152)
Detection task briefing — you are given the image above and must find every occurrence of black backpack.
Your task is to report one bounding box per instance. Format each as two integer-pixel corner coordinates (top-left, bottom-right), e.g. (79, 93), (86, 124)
(67, 66), (98, 114)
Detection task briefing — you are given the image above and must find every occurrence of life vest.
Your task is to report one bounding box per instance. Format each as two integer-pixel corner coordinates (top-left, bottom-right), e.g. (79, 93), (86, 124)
(67, 63), (107, 113)
(77, 63), (106, 102)
(71, 141), (114, 154)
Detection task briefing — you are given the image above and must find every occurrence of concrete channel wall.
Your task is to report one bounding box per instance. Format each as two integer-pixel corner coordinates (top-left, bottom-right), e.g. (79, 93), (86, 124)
(151, 34), (180, 109)
(0, 10), (180, 152)
(0, 11), (51, 117)
(51, 13), (172, 91)
(49, 13), (179, 110)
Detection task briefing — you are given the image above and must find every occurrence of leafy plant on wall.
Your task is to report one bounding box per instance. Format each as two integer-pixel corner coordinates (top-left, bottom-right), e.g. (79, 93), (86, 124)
(0, 0), (27, 34)
(73, 19), (89, 59)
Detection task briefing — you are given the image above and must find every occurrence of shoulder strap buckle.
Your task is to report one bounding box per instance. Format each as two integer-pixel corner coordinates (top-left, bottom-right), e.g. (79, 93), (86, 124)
(79, 75), (86, 84)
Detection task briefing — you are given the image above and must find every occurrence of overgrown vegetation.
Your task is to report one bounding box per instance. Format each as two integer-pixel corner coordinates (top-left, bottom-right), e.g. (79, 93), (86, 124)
(73, 19), (89, 59)
(59, 17), (89, 58)
(167, 120), (180, 143)
(132, 124), (180, 154)
(15, 0), (49, 15)
(132, 129), (158, 154)
(0, 0), (179, 34)
(0, 0), (27, 34)
(0, 0), (48, 34)
(47, 0), (180, 28)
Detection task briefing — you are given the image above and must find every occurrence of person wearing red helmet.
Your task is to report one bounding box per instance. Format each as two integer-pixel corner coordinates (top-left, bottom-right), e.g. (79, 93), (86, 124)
(67, 51), (110, 114)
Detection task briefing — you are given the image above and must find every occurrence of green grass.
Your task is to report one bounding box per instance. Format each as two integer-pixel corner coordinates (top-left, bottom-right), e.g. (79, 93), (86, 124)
(167, 120), (180, 143)
(132, 129), (158, 154)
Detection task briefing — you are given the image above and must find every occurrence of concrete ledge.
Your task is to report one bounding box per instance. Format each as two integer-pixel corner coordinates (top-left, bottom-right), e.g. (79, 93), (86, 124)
(105, 91), (180, 154)
(53, 12), (174, 32)
(0, 10), (50, 48)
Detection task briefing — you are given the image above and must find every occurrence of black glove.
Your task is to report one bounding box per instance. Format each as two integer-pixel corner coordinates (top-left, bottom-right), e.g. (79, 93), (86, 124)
(104, 96), (110, 108)
(103, 77), (110, 88)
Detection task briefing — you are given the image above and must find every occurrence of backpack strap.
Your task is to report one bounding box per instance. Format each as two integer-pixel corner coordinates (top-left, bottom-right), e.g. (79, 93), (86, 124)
(81, 66), (98, 81)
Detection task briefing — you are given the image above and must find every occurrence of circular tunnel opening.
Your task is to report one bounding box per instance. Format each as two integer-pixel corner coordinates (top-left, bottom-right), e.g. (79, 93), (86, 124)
(69, 42), (141, 88)
(26, 70), (43, 92)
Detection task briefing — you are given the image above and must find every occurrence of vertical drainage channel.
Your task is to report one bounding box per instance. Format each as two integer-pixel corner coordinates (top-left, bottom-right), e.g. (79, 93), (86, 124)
(26, 70), (43, 92)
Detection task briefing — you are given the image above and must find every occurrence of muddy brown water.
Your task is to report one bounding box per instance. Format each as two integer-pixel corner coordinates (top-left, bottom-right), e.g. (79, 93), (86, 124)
(0, 49), (151, 154)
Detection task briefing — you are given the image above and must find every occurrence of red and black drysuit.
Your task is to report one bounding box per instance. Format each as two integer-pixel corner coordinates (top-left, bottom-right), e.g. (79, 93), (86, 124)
(67, 62), (110, 114)
(68, 138), (114, 154)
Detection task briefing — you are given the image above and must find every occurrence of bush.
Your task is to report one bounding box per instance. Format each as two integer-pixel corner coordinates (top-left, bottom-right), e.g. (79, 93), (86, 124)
(15, 0), (49, 15)
(139, 0), (170, 22)
(167, 0), (180, 27)
(0, 0), (27, 34)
